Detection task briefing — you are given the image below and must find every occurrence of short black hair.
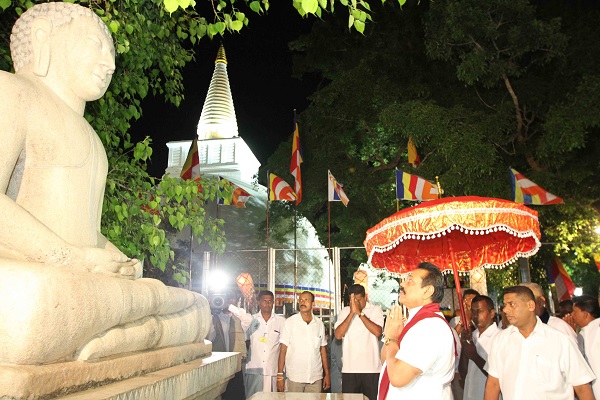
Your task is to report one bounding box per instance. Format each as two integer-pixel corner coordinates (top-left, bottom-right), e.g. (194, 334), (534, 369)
(573, 295), (600, 319)
(301, 291), (315, 302)
(504, 285), (535, 302)
(258, 290), (274, 301)
(463, 289), (480, 298)
(472, 295), (495, 311)
(348, 284), (366, 297)
(557, 299), (573, 317)
(417, 262), (444, 304)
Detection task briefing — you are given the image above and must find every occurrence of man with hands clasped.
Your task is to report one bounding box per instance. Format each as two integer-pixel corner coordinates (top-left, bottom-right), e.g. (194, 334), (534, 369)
(277, 291), (330, 393)
(334, 284), (384, 400)
(378, 262), (456, 400)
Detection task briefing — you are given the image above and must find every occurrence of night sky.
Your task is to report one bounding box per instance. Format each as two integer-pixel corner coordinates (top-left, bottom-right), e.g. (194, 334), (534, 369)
(130, 4), (319, 178)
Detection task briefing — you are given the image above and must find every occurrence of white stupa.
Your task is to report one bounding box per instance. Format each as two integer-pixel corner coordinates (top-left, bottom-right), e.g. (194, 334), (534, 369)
(165, 45), (260, 183)
(164, 45), (335, 311)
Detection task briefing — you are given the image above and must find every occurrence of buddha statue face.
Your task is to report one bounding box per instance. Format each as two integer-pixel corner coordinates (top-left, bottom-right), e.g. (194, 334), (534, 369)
(47, 16), (116, 102)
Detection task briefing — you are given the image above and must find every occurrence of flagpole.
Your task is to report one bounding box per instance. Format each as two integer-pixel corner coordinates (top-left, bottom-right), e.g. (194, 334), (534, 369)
(292, 109), (299, 308)
(395, 168), (400, 212)
(266, 170), (270, 269)
(328, 195), (332, 264)
(326, 171), (333, 331)
(290, 109), (302, 310)
(294, 205), (298, 307)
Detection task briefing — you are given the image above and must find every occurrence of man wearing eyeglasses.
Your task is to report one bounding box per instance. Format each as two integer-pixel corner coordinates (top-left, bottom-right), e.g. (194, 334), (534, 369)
(277, 291), (331, 393)
(244, 290), (286, 398)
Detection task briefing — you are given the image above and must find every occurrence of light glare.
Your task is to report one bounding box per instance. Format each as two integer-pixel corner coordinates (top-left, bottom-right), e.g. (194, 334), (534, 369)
(210, 270), (229, 293)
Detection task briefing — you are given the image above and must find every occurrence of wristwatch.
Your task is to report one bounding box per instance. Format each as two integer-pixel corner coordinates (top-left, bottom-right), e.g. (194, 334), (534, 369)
(384, 337), (399, 346)
(359, 311), (365, 317)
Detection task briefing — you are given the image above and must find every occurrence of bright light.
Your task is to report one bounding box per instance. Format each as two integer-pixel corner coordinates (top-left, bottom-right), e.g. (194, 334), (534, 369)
(595, 226), (600, 235)
(210, 270), (229, 293)
(574, 287), (583, 297)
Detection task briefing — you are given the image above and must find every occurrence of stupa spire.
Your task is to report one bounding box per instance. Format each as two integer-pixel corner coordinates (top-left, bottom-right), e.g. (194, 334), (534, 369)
(197, 44), (239, 139)
(215, 44), (227, 64)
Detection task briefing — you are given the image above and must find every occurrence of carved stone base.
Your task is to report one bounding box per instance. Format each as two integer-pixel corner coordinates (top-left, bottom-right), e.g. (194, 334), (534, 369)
(0, 343), (240, 399)
(57, 352), (240, 400)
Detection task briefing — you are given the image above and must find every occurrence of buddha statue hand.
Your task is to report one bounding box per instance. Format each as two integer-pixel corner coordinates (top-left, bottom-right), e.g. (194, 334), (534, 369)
(73, 247), (142, 279)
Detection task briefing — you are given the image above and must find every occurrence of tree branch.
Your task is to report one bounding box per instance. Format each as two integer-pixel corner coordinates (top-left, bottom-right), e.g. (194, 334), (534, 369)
(371, 147), (403, 172)
(502, 72), (543, 171)
(474, 87), (496, 110)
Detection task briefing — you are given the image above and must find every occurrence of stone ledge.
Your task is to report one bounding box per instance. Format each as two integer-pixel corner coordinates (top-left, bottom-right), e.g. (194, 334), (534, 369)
(0, 342), (213, 399)
(58, 352), (240, 400)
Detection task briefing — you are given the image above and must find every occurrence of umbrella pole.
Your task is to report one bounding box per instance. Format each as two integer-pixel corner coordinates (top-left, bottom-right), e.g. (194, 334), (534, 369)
(448, 238), (468, 333)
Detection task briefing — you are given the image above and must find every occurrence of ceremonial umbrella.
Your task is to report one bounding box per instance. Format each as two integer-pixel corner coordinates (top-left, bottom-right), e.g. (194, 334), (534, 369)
(364, 196), (541, 326)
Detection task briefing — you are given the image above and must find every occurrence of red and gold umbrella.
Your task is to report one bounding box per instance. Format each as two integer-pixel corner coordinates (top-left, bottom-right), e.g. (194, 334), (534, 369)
(364, 196), (542, 324)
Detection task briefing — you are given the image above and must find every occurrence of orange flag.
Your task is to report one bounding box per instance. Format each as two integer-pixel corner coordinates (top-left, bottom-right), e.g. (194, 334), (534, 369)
(180, 138), (200, 180)
(290, 120), (303, 205)
(408, 136), (421, 167)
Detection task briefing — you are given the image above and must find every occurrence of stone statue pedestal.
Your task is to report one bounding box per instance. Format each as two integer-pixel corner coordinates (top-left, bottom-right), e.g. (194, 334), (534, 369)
(1, 347), (240, 399)
(58, 352), (240, 400)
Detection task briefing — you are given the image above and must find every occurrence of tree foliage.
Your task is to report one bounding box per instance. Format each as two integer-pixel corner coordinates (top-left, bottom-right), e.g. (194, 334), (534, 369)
(267, 0), (600, 293)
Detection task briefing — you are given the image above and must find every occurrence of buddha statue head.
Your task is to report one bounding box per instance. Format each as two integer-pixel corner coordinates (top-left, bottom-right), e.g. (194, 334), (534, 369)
(10, 2), (115, 102)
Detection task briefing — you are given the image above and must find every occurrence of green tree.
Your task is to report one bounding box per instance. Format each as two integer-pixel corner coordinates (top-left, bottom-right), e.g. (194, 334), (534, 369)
(266, 0), (600, 290)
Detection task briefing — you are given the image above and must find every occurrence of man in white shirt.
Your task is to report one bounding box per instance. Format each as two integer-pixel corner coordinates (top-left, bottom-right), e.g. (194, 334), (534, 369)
(277, 291), (331, 393)
(334, 284), (384, 400)
(378, 262), (456, 400)
(450, 288), (480, 334)
(460, 295), (501, 400)
(518, 282), (578, 344)
(484, 285), (595, 400)
(244, 290), (286, 398)
(571, 295), (600, 398)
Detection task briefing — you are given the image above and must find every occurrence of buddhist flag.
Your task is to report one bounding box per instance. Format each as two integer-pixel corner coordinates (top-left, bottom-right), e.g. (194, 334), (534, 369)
(290, 119), (303, 206)
(396, 170), (438, 201)
(269, 173), (297, 202)
(180, 138), (200, 180)
(547, 257), (576, 302)
(218, 177), (251, 208)
(408, 136), (421, 167)
(510, 168), (563, 205)
(594, 253), (600, 272)
(328, 170), (349, 206)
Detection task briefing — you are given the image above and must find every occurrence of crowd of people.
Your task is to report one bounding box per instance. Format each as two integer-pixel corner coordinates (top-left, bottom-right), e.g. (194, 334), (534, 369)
(208, 262), (599, 400)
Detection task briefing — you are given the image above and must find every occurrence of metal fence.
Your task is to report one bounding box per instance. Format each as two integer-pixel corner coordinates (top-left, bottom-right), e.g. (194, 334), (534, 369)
(193, 247), (340, 335)
(191, 245), (485, 336)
